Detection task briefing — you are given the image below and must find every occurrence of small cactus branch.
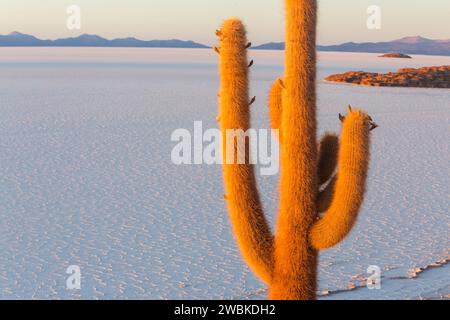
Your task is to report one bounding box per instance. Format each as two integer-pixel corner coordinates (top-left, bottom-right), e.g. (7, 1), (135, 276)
(317, 133), (339, 185)
(317, 176), (336, 213)
(217, 18), (274, 284)
(268, 78), (283, 140)
(310, 109), (372, 250)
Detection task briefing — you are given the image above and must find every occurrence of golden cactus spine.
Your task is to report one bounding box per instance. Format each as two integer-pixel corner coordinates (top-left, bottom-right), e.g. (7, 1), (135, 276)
(215, 0), (377, 300)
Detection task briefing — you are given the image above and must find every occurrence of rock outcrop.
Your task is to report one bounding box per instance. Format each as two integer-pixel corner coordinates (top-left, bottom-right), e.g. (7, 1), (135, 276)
(379, 53), (412, 59)
(325, 65), (450, 88)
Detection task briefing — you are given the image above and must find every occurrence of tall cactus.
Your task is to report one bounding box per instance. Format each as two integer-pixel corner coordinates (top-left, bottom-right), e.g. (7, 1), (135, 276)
(215, 0), (377, 300)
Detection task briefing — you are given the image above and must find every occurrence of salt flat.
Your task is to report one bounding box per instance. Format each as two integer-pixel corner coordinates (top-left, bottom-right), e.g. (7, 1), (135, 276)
(0, 48), (448, 299)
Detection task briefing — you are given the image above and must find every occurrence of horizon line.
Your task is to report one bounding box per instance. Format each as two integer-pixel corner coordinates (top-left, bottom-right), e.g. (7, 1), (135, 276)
(2, 31), (450, 47)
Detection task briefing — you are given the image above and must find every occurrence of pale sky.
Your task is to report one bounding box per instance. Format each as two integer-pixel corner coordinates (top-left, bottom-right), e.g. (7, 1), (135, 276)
(0, 0), (448, 45)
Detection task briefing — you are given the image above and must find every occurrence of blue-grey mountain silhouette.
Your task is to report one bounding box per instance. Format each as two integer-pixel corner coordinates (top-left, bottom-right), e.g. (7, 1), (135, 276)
(0, 32), (208, 48)
(254, 36), (450, 56)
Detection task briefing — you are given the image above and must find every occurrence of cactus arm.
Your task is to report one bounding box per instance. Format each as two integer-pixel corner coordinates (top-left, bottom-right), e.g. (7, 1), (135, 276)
(269, 78), (284, 140)
(310, 109), (372, 250)
(317, 133), (339, 185)
(317, 176), (336, 213)
(217, 18), (274, 284)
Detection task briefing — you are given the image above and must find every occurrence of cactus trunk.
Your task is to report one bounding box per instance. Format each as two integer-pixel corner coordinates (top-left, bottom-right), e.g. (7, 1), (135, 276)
(270, 0), (319, 300)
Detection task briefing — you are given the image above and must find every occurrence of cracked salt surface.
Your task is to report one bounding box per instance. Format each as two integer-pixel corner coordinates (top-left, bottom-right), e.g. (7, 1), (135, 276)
(0, 48), (448, 299)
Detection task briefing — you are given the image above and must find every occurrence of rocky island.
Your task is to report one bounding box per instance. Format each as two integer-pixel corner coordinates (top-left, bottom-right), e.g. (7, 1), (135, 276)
(325, 65), (450, 88)
(379, 53), (412, 59)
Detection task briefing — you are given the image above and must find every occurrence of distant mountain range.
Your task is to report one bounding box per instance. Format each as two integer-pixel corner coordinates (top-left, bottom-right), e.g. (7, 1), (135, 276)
(1, 33), (449, 56)
(0, 32), (208, 48)
(254, 36), (450, 56)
